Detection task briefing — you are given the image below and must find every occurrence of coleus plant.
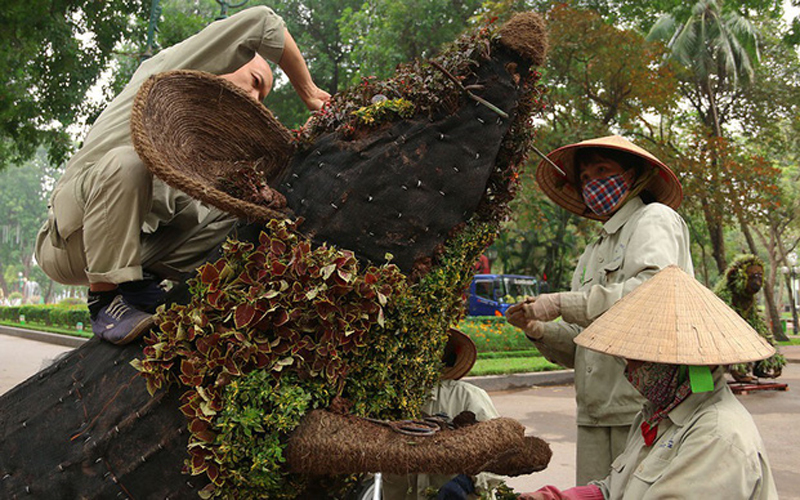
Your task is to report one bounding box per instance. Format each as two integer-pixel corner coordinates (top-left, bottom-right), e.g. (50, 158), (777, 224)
(134, 219), (408, 496)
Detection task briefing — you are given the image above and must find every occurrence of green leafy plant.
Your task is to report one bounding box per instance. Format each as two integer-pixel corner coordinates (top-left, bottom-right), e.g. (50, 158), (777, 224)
(134, 219), (408, 497)
(351, 97), (415, 125)
(0, 303), (90, 328)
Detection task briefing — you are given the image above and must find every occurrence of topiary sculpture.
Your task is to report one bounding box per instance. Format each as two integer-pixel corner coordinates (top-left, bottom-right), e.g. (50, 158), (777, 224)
(714, 254), (785, 381)
(0, 12), (551, 499)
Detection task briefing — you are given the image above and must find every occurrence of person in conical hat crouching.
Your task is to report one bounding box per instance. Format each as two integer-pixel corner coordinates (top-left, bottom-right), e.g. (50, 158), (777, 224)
(380, 328), (504, 500)
(507, 135), (693, 485)
(519, 266), (778, 499)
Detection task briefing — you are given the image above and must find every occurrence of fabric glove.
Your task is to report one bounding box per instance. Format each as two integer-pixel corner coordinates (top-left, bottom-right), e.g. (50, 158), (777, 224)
(524, 293), (561, 321)
(507, 294), (561, 325)
(437, 474), (475, 500)
(506, 299), (545, 339)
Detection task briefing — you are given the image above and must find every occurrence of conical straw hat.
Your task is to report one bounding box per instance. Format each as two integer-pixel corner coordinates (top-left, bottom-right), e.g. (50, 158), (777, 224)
(535, 135), (682, 221)
(442, 328), (477, 380)
(574, 266), (775, 365)
(131, 70), (295, 222)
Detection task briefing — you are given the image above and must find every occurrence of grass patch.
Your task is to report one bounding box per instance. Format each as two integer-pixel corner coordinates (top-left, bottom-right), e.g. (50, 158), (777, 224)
(469, 356), (561, 376)
(0, 320), (91, 338)
(778, 338), (800, 346)
(478, 349), (541, 359)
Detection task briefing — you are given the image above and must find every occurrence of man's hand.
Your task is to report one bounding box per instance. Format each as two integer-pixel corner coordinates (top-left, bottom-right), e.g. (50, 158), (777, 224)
(302, 86), (331, 111)
(507, 293), (561, 322)
(437, 474), (475, 500)
(278, 30), (332, 111)
(518, 493), (547, 500)
(506, 311), (544, 340)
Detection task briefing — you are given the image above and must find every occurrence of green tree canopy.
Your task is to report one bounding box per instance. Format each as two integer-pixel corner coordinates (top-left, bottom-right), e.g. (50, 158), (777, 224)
(0, 1), (148, 167)
(0, 149), (57, 295)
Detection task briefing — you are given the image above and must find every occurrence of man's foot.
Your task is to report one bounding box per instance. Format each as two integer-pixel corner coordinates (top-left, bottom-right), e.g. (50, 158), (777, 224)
(119, 279), (167, 314)
(92, 295), (154, 345)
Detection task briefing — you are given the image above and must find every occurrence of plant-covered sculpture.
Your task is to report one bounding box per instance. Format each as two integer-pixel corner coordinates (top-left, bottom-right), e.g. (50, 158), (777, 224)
(0, 12), (551, 499)
(714, 254), (785, 381)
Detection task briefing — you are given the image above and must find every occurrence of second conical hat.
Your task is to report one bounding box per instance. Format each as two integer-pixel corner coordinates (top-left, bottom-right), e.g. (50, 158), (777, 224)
(574, 265), (774, 365)
(535, 135), (682, 221)
(441, 328), (478, 381)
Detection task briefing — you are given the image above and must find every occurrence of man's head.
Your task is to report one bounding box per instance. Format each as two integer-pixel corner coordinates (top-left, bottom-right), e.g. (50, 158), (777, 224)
(575, 147), (642, 189)
(220, 53), (273, 102)
(535, 135), (683, 221)
(441, 328), (477, 380)
(574, 265), (775, 367)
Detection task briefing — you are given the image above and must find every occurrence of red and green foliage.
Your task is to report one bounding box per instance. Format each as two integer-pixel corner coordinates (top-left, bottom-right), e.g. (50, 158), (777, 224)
(134, 219), (408, 496)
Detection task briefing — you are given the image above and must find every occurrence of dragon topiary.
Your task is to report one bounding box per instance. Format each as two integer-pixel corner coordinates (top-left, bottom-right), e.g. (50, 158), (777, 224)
(0, 12), (551, 499)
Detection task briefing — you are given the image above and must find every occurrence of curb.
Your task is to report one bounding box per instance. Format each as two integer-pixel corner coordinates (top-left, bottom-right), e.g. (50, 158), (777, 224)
(465, 369), (574, 392)
(0, 324), (88, 348)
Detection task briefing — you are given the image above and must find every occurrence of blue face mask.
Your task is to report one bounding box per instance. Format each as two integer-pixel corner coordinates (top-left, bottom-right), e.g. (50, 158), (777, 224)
(582, 173), (630, 216)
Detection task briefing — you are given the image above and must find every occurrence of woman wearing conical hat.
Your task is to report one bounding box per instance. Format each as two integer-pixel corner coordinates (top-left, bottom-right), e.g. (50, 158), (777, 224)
(507, 136), (693, 485)
(519, 266), (778, 499)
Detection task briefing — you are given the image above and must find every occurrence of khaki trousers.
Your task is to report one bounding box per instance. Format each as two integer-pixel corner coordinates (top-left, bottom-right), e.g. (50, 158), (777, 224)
(36, 146), (236, 285)
(576, 424), (630, 486)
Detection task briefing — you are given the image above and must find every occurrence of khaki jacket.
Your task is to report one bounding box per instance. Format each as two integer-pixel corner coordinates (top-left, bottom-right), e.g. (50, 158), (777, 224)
(533, 197), (694, 426)
(594, 368), (778, 499)
(48, 6), (286, 243)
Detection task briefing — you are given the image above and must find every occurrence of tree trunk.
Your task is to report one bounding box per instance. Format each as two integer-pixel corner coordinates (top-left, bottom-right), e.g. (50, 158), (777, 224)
(763, 279), (788, 341)
(0, 262), (7, 297)
(701, 196), (727, 273)
(784, 274), (799, 336)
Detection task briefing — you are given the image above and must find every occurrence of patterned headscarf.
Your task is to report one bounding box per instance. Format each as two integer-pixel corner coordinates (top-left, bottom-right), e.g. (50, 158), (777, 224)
(625, 362), (692, 444)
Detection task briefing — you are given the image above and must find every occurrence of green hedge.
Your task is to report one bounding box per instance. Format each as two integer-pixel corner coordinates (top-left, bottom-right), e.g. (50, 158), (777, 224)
(0, 304), (90, 329)
(458, 315), (534, 352)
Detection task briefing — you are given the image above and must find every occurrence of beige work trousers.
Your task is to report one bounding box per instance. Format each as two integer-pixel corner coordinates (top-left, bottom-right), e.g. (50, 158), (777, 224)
(576, 424), (630, 486)
(36, 146), (236, 285)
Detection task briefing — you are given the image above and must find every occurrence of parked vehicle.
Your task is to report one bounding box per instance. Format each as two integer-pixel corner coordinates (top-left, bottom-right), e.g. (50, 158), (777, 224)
(466, 274), (540, 316)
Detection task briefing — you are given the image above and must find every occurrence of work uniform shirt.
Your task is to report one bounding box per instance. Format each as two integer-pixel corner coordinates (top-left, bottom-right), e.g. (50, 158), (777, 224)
(38, 7), (286, 284)
(533, 197), (694, 426)
(382, 379), (503, 500)
(593, 368), (778, 499)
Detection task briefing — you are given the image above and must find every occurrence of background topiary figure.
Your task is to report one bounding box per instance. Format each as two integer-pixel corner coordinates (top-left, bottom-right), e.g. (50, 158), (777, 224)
(713, 254), (785, 381)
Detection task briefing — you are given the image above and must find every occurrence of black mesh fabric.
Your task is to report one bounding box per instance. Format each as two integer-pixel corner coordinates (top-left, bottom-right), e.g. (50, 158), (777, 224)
(278, 51), (524, 275)
(0, 338), (204, 498)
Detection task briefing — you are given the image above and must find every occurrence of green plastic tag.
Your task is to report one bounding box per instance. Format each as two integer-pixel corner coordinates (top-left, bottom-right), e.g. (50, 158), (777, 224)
(688, 366), (714, 393)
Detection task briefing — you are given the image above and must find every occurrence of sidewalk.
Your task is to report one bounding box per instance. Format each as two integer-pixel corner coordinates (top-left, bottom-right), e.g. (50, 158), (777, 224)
(780, 343), (800, 363)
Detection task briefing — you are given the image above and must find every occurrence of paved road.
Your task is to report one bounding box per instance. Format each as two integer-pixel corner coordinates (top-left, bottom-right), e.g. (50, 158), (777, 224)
(1, 334), (799, 498)
(0, 334), (73, 395)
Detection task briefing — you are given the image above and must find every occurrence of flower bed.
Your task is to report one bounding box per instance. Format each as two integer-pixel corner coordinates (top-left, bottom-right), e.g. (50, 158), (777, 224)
(458, 315), (532, 352)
